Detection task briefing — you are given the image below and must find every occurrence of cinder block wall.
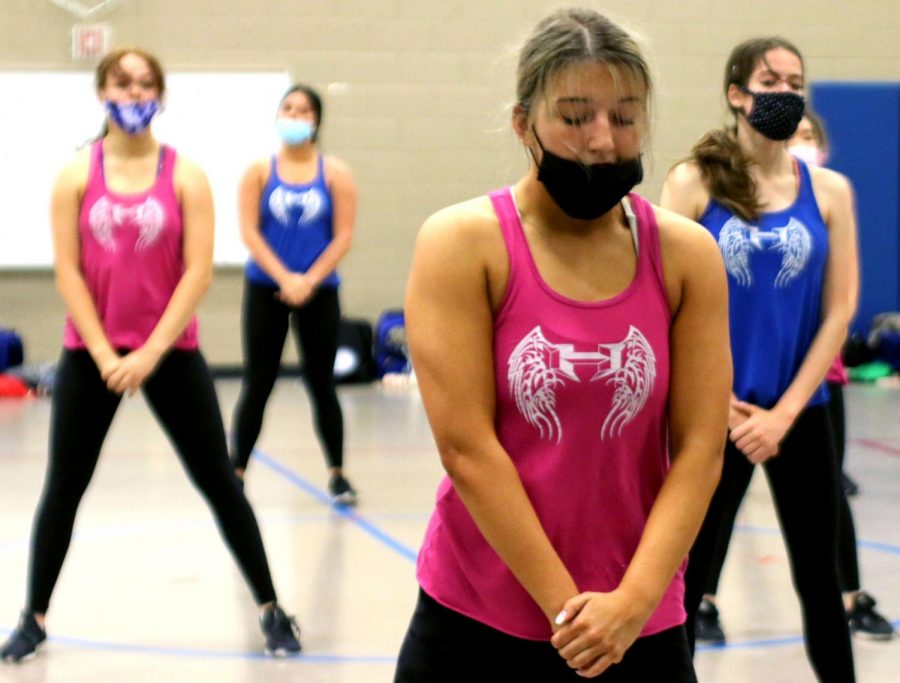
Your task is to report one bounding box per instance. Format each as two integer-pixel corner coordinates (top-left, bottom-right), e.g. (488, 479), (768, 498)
(1, 0), (897, 365)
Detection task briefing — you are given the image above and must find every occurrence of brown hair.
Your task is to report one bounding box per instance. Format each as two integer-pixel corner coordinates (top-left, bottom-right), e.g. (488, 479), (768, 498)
(691, 37), (803, 221)
(516, 7), (652, 138)
(95, 47), (166, 96)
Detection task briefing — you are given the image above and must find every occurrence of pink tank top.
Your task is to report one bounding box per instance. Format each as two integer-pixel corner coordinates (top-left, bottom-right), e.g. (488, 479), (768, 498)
(63, 142), (199, 351)
(417, 188), (685, 640)
(826, 355), (849, 385)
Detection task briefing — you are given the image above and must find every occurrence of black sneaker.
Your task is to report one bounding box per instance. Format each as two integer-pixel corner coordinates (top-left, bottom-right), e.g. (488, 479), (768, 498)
(259, 604), (301, 657)
(328, 474), (358, 507)
(1, 612), (46, 663)
(841, 472), (860, 497)
(848, 592), (894, 640)
(695, 598), (726, 644)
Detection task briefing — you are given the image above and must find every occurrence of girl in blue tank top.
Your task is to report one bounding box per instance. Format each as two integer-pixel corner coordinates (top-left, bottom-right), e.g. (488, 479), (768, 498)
(662, 38), (859, 683)
(231, 84), (359, 506)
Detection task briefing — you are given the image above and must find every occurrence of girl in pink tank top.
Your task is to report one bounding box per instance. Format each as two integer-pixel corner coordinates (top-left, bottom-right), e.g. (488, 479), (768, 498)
(0, 48), (300, 664)
(396, 8), (731, 682)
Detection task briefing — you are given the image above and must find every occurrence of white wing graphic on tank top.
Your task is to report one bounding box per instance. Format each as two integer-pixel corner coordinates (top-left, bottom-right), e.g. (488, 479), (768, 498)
(600, 326), (657, 440)
(88, 196), (167, 252)
(268, 186), (325, 227)
(507, 325), (656, 443)
(718, 216), (812, 288)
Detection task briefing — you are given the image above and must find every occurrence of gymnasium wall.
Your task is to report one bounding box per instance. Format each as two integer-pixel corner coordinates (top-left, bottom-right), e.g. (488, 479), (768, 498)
(1, 0), (898, 365)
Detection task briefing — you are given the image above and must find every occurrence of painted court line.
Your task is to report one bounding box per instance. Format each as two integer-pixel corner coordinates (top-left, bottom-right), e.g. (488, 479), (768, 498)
(853, 437), (900, 458)
(3, 451), (897, 660)
(252, 449), (419, 563)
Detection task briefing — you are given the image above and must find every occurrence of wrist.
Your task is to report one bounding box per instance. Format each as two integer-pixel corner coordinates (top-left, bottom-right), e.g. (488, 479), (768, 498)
(616, 577), (661, 616)
(772, 400), (800, 423)
(90, 344), (117, 365)
(141, 340), (167, 360)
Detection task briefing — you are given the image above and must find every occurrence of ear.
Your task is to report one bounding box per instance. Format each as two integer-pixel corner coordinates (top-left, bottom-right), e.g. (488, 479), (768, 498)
(726, 83), (746, 112)
(512, 103), (531, 142)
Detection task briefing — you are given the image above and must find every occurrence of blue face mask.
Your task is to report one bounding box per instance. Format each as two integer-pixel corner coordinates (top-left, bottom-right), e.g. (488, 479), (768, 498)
(276, 118), (315, 146)
(105, 100), (160, 135)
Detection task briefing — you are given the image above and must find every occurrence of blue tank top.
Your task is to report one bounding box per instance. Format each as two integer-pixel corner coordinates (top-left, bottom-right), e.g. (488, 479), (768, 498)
(245, 154), (340, 288)
(700, 160), (829, 409)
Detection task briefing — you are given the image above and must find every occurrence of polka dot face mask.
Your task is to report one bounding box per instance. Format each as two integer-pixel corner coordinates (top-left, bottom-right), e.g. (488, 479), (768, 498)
(739, 87), (806, 141)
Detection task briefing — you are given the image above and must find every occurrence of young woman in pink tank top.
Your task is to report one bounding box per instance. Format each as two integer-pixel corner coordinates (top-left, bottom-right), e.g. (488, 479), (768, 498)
(395, 8), (732, 682)
(1, 48), (300, 663)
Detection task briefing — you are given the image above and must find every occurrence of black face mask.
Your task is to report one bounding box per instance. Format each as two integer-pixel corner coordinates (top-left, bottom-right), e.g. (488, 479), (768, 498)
(740, 87), (806, 141)
(531, 128), (643, 221)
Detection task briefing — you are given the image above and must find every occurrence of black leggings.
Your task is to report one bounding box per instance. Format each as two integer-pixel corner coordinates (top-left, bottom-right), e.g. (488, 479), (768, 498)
(829, 383), (860, 592)
(703, 384), (860, 595)
(231, 279), (344, 471)
(25, 349), (277, 614)
(395, 589), (697, 683)
(685, 405), (854, 682)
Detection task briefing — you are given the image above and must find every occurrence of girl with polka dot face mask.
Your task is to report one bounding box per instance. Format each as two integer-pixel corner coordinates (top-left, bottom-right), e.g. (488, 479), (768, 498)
(662, 37), (860, 682)
(735, 55), (806, 140)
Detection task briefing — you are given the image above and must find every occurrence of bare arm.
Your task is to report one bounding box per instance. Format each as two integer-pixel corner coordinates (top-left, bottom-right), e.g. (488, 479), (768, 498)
(406, 202), (578, 625)
(302, 156), (355, 287)
(553, 211), (731, 677)
(660, 161), (709, 222)
(105, 157), (215, 394)
(238, 160), (294, 286)
(51, 154), (120, 376)
(731, 169), (857, 461)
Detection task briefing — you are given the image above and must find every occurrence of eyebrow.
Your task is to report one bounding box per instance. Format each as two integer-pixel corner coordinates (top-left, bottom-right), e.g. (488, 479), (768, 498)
(759, 68), (804, 83)
(555, 96), (642, 105)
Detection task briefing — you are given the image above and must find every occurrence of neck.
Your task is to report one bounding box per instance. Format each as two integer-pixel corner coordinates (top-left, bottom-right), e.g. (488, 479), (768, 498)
(280, 142), (316, 162)
(736, 119), (790, 176)
(514, 171), (623, 236)
(103, 127), (158, 156)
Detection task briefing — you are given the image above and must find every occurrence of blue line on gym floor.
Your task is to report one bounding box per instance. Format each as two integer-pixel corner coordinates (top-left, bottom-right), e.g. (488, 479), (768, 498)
(2, 449), (897, 660)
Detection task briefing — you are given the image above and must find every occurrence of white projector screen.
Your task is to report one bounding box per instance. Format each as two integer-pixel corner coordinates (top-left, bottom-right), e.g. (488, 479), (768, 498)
(0, 70), (291, 268)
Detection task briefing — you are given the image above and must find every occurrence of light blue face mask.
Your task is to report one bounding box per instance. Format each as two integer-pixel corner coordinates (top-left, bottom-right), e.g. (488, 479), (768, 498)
(105, 99), (160, 135)
(276, 118), (315, 146)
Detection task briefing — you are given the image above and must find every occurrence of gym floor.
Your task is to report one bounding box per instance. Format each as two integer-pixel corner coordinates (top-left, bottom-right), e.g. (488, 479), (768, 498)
(0, 379), (897, 682)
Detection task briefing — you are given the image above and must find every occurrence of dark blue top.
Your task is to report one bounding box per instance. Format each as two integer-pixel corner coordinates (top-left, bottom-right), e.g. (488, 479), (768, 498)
(700, 160), (829, 409)
(245, 154), (339, 289)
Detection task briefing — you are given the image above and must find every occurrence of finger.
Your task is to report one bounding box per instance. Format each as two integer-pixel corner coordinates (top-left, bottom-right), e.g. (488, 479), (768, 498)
(567, 643), (611, 670)
(577, 653), (616, 678)
(729, 421), (751, 442)
(560, 593), (593, 620)
(733, 400), (757, 413)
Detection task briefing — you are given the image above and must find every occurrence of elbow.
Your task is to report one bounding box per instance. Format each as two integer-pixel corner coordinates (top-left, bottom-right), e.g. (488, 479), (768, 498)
(54, 264), (79, 297)
(336, 232), (353, 257)
(433, 435), (482, 486)
(435, 438), (467, 479)
(189, 263), (214, 295)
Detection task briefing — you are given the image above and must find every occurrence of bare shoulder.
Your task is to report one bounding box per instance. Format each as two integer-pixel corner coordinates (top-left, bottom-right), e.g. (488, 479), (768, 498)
(172, 152), (212, 192)
(650, 202), (724, 311)
(661, 160), (710, 219)
(55, 146), (92, 190)
(323, 154), (353, 179)
(653, 203), (719, 260)
(417, 195), (502, 258)
(808, 164), (854, 205)
(667, 160), (704, 187)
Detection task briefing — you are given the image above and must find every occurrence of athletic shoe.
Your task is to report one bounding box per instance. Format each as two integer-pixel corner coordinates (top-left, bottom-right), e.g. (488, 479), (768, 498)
(328, 474), (358, 507)
(841, 472), (859, 497)
(848, 592), (894, 640)
(260, 604), (302, 656)
(0, 612), (46, 663)
(695, 598), (726, 644)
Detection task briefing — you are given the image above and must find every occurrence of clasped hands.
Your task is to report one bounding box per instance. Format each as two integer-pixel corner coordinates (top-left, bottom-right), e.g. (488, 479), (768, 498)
(550, 588), (652, 678)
